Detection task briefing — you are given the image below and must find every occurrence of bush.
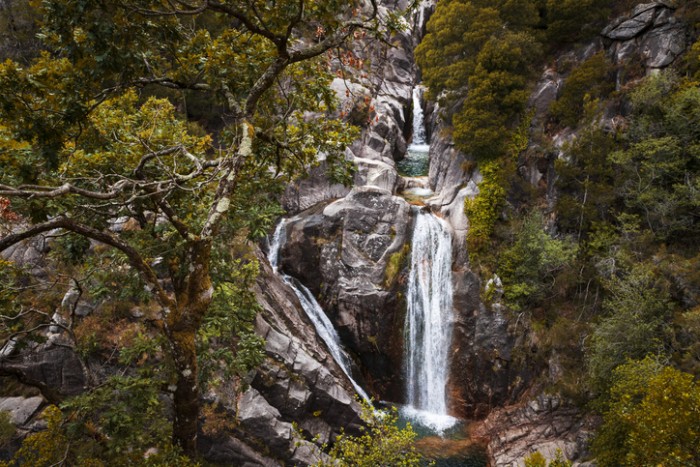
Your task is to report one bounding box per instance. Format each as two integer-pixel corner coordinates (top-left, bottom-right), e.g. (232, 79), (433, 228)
(498, 211), (577, 311)
(315, 403), (423, 467)
(0, 410), (14, 447)
(592, 358), (700, 466)
(550, 52), (614, 128)
(586, 265), (672, 392)
(453, 31), (541, 160)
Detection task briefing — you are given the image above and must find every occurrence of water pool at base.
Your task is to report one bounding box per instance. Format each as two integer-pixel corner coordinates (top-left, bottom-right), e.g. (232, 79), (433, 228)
(396, 408), (488, 467)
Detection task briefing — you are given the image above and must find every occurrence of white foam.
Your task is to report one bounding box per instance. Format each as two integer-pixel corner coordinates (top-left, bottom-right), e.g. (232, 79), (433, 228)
(400, 405), (459, 434)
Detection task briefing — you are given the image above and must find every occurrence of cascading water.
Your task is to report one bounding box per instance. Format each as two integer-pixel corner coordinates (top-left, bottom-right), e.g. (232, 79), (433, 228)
(398, 86), (430, 178)
(268, 220), (372, 404)
(401, 210), (458, 433)
(409, 86), (429, 151)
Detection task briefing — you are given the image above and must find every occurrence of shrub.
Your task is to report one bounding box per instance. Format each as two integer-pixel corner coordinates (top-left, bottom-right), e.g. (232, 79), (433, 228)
(592, 358), (700, 466)
(550, 52), (614, 128)
(498, 211), (577, 311)
(315, 403), (423, 467)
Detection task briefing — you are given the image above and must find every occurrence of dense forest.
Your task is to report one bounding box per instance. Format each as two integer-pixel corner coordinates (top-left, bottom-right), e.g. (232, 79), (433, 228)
(0, 0), (699, 465)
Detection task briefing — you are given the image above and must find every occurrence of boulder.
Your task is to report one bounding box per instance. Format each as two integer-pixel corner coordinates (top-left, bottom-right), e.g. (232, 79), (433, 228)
(602, 4), (657, 40)
(0, 397), (43, 426)
(237, 388), (294, 453)
(641, 21), (686, 68)
(0, 346), (87, 404)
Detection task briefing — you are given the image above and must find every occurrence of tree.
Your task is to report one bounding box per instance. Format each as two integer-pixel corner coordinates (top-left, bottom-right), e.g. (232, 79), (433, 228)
(314, 403), (423, 467)
(550, 52), (614, 128)
(610, 73), (700, 243)
(592, 357), (700, 466)
(0, 0), (390, 457)
(452, 30), (541, 160)
(498, 210), (577, 311)
(544, 0), (610, 44)
(586, 265), (672, 391)
(414, 1), (501, 99)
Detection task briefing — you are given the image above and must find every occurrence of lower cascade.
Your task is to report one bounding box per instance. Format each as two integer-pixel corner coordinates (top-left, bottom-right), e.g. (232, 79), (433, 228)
(402, 209), (458, 433)
(268, 219), (372, 404)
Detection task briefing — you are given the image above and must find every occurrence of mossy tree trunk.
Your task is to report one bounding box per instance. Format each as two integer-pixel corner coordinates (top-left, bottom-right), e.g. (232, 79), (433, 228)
(168, 239), (213, 456)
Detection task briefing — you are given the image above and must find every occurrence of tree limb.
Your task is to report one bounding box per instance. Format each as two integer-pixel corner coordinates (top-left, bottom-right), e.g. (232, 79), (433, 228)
(0, 218), (174, 310)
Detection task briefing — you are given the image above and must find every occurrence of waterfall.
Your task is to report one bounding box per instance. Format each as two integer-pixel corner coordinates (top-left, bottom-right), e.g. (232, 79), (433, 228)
(268, 220), (372, 405)
(399, 86), (431, 180)
(402, 210), (457, 433)
(409, 86), (429, 151)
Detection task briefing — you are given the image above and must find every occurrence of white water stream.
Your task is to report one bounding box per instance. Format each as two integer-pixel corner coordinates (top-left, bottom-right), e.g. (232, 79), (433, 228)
(402, 210), (457, 433)
(399, 86), (431, 180)
(268, 220), (372, 405)
(409, 86), (429, 152)
(400, 85), (457, 433)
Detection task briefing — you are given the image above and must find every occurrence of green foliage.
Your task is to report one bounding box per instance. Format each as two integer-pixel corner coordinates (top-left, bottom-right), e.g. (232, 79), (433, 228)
(498, 211), (577, 311)
(453, 31), (542, 160)
(611, 73), (700, 243)
(60, 376), (174, 462)
(384, 244), (410, 287)
(0, 410), (14, 447)
(524, 449), (572, 467)
(592, 358), (700, 466)
(415, 2), (501, 99)
(550, 52), (614, 128)
(465, 114), (531, 260)
(5, 406), (69, 467)
(464, 159), (509, 257)
(586, 264), (672, 392)
(555, 124), (619, 237)
(198, 257), (265, 389)
(315, 403), (423, 467)
(544, 0), (611, 44)
(4, 402), (197, 467)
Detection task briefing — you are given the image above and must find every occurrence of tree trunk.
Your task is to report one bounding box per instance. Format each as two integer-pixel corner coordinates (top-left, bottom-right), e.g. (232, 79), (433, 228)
(168, 239), (213, 457)
(171, 329), (200, 456)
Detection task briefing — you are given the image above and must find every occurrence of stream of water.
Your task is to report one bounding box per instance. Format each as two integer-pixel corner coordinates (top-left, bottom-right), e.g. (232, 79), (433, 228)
(402, 210), (458, 433)
(398, 86), (431, 178)
(268, 220), (372, 405)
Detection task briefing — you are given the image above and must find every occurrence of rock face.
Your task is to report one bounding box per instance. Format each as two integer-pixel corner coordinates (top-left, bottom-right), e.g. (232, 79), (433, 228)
(473, 394), (597, 467)
(0, 346), (87, 404)
(449, 278), (533, 419)
(200, 247), (364, 465)
(282, 0), (434, 213)
(278, 187), (412, 400)
(604, 2), (686, 71)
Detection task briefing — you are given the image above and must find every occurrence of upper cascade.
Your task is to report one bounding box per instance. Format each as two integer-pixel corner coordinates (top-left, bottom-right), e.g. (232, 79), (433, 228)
(399, 86), (431, 179)
(409, 86), (429, 152)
